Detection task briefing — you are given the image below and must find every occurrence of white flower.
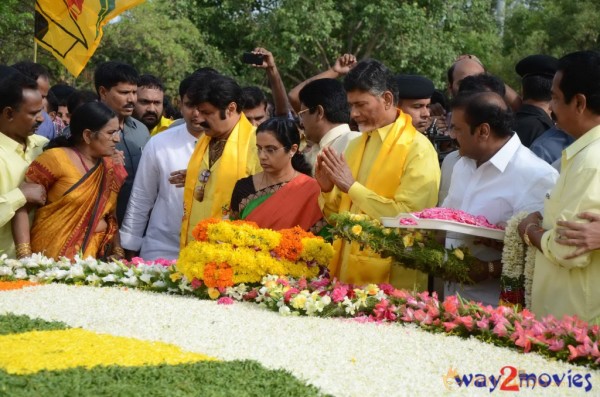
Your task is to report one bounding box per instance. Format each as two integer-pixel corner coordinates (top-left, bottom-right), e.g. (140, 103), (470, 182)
(121, 276), (139, 287)
(278, 305), (291, 316)
(14, 268), (28, 279)
(0, 266), (13, 277)
(102, 274), (117, 283)
(69, 264), (85, 279)
(85, 274), (101, 284)
(139, 273), (153, 284)
(54, 269), (70, 280)
(152, 280), (167, 289)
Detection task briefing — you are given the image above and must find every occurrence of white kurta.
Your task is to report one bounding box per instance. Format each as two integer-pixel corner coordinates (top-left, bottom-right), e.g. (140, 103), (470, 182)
(119, 123), (197, 260)
(442, 134), (558, 306)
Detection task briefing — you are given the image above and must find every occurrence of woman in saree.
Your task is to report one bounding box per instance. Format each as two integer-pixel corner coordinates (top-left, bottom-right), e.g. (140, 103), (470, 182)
(230, 117), (327, 234)
(12, 101), (127, 260)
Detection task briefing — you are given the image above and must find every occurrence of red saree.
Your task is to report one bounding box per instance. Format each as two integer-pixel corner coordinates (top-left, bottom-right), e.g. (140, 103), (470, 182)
(238, 173), (324, 231)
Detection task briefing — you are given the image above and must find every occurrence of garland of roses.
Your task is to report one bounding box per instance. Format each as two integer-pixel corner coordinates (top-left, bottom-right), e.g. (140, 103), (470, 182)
(330, 212), (477, 284)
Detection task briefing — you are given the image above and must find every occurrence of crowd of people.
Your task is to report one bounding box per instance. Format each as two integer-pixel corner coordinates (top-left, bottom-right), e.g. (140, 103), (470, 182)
(2, 48), (600, 324)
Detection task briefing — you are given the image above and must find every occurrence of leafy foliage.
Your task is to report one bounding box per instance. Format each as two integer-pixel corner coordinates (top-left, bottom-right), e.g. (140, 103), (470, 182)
(1, 0), (599, 97)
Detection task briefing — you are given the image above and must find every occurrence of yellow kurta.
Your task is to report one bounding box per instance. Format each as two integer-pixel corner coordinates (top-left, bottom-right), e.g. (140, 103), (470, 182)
(149, 116), (174, 136)
(323, 111), (440, 289)
(533, 125), (600, 325)
(0, 132), (47, 258)
(180, 114), (261, 247)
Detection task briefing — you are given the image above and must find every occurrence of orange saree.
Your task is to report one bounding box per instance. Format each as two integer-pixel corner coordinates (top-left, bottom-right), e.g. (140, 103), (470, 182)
(26, 148), (127, 259)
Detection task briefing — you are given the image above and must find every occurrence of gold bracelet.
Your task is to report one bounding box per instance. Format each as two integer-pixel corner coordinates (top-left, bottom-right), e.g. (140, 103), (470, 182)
(15, 243), (32, 259)
(112, 247), (125, 257)
(523, 223), (540, 247)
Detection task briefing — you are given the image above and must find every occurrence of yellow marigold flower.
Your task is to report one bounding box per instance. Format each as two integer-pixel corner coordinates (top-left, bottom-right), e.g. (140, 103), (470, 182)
(365, 284), (379, 295)
(351, 225), (363, 236)
(0, 329), (215, 375)
(414, 231), (424, 242)
(453, 248), (465, 260)
(169, 272), (183, 282)
(291, 294), (307, 309)
(207, 287), (220, 299)
(383, 228), (391, 235)
(402, 234), (414, 247)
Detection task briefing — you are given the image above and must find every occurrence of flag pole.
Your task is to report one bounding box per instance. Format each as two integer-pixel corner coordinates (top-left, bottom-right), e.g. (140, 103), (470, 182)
(34, 40), (38, 63)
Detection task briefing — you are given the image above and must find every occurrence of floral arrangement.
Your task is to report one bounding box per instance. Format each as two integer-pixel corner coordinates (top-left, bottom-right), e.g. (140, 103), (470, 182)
(331, 212), (476, 284)
(0, 253), (182, 292)
(176, 219), (333, 289)
(399, 208), (504, 230)
(2, 254), (600, 368)
(500, 212), (537, 309)
(252, 275), (600, 367)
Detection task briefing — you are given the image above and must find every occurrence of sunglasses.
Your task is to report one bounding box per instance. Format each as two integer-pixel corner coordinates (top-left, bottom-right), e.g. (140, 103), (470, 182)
(193, 169), (211, 202)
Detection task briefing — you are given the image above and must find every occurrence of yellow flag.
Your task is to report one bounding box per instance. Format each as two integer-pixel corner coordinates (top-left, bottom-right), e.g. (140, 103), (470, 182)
(34, 0), (146, 77)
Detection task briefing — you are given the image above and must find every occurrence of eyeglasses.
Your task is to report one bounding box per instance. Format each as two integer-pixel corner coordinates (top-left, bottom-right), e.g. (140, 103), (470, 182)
(193, 169), (211, 202)
(297, 108), (311, 120)
(257, 146), (284, 156)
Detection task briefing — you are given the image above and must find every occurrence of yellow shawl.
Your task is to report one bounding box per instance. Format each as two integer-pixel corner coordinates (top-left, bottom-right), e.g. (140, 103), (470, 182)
(181, 114), (258, 247)
(331, 111), (429, 289)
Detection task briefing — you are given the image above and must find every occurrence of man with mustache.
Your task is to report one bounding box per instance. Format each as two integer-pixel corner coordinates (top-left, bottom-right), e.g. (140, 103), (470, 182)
(120, 70), (216, 260)
(395, 74), (435, 134)
(133, 74), (173, 136)
(0, 67), (47, 258)
(180, 74), (261, 247)
(95, 61), (150, 225)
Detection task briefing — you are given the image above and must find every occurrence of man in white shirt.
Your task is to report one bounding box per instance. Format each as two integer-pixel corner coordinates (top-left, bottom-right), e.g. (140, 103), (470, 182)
(298, 78), (360, 173)
(443, 91), (558, 306)
(119, 73), (208, 260)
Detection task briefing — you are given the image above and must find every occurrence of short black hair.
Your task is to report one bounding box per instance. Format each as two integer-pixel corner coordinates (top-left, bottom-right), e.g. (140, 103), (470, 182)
(344, 59), (398, 104)
(299, 78), (350, 124)
(451, 91), (513, 138)
(188, 75), (244, 116)
(138, 74), (165, 92)
(94, 61), (139, 94)
(447, 63), (457, 87)
(0, 72), (39, 113)
(47, 90), (59, 113)
(557, 50), (600, 115)
(521, 75), (552, 102)
(179, 68), (220, 99)
(11, 61), (50, 81)
(50, 84), (76, 102)
(242, 86), (267, 110)
(67, 89), (98, 115)
(458, 73), (506, 97)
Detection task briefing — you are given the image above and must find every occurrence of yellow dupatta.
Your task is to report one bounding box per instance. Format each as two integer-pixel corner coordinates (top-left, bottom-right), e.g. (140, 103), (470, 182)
(331, 112), (428, 289)
(181, 114), (258, 247)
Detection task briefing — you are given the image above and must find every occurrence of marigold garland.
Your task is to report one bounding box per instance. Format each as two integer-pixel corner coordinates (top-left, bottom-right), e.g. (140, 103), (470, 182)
(178, 219), (333, 287)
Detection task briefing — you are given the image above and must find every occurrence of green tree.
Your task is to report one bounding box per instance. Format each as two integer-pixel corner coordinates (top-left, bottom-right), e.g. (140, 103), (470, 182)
(89, 0), (227, 96)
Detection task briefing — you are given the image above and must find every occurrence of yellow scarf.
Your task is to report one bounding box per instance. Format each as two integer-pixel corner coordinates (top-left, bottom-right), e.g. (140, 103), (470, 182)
(330, 111), (418, 277)
(338, 111), (416, 213)
(181, 114), (256, 247)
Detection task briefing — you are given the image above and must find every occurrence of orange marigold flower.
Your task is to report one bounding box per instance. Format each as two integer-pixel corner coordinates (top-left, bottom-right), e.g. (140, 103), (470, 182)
(192, 218), (220, 241)
(273, 227), (314, 261)
(229, 220), (259, 228)
(0, 281), (39, 291)
(203, 262), (234, 288)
